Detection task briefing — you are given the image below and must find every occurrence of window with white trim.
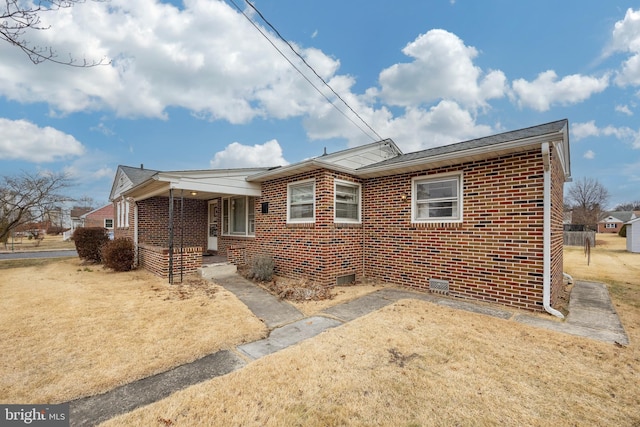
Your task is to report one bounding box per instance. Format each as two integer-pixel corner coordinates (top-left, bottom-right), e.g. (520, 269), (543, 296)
(412, 173), (463, 223)
(104, 218), (114, 229)
(116, 200), (130, 228)
(334, 180), (361, 223)
(605, 223), (617, 229)
(288, 179), (315, 223)
(222, 196), (255, 236)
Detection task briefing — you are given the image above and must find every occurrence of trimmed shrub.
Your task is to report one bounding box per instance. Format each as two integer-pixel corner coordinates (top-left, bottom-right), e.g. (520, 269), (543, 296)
(73, 227), (110, 263)
(101, 238), (135, 272)
(249, 254), (275, 282)
(619, 224), (627, 238)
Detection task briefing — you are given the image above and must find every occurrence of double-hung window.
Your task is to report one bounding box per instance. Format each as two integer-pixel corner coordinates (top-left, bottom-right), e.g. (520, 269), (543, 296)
(288, 179), (315, 223)
(412, 173), (463, 223)
(334, 180), (361, 223)
(222, 196), (256, 236)
(116, 199), (129, 228)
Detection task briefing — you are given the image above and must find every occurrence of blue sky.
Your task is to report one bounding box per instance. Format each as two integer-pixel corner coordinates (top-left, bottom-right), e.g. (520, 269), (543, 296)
(1, 1), (639, 208)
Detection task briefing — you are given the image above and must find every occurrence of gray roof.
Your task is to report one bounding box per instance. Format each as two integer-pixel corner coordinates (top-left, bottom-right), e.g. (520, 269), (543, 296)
(359, 119), (568, 170)
(119, 165), (159, 186)
(603, 211), (636, 223)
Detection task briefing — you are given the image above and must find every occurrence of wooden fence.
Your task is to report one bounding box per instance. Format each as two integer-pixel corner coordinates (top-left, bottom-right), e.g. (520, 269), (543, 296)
(563, 231), (596, 247)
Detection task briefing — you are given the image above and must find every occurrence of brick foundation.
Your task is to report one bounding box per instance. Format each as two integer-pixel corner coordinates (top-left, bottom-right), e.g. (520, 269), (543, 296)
(138, 243), (202, 281)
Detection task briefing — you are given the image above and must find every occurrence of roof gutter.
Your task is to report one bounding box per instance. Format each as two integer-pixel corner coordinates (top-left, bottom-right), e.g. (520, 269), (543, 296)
(247, 159), (355, 182)
(541, 142), (564, 319)
(356, 133), (556, 178)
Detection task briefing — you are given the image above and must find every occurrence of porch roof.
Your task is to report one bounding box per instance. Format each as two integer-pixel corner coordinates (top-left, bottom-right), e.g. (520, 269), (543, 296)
(123, 168), (269, 201)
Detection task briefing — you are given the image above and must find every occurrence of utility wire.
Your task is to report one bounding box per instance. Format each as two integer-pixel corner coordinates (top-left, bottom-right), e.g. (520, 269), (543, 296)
(227, 0), (382, 142)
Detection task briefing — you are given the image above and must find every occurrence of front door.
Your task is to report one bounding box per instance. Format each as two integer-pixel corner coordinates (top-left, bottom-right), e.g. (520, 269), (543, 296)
(208, 200), (218, 251)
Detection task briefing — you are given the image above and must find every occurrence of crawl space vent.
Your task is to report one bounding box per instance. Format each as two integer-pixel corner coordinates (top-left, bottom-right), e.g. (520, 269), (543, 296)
(336, 274), (356, 286)
(429, 278), (450, 295)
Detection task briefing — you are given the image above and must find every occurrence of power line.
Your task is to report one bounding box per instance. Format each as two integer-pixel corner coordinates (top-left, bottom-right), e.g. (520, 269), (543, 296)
(227, 0), (382, 142)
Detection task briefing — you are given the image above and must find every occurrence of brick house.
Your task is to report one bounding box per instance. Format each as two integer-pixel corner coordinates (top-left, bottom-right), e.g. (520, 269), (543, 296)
(597, 211), (636, 233)
(80, 204), (115, 231)
(110, 119), (571, 315)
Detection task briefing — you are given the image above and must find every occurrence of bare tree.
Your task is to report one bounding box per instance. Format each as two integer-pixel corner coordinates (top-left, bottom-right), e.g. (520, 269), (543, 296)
(0, 171), (72, 243)
(75, 194), (96, 210)
(613, 201), (640, 211)
(566, 177), (610, 227)
(1, 0), (108, 66)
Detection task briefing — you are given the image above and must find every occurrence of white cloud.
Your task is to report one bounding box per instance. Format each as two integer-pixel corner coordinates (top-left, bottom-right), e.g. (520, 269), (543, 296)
(90, 122), (115, 136)
(609, 8), (640, 87)
(0, 118), (85, 162)
(583, 150), (595, 159)
(210, 139), (289, 169)
(304, 98), (493, 153)
(571, 121), (600, 140)
(0, 0), (338, 123)
(572, 120), (640, 148)
(615, 104), (633, 115)
(377, 29), (507, 109)
(512, 71), (609, 111)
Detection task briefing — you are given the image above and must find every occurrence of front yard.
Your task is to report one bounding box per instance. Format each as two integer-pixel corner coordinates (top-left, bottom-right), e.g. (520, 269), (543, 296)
(0, 258), (267, 403)
(1, 233), (639, 425)
(103, 233), (640, 426)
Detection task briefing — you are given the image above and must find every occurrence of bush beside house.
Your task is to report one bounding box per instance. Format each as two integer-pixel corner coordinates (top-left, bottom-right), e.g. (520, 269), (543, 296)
(73, 227), (110, 263)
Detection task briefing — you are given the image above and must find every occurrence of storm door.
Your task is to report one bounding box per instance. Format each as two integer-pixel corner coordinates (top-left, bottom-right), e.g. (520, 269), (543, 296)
(208, 200), (218, 251)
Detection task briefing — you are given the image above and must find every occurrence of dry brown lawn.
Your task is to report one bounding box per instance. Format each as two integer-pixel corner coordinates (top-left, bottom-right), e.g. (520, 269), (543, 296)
(0, 258), (268, 403)
(1, 234), (75, 252)
(103, 233), (640, 427)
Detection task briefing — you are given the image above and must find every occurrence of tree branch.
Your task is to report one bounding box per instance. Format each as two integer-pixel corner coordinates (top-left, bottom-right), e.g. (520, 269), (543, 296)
(1, 0), (110, 67)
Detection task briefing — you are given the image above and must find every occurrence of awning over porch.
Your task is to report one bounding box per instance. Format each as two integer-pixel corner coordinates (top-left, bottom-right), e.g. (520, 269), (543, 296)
(123, 168), (269, 201)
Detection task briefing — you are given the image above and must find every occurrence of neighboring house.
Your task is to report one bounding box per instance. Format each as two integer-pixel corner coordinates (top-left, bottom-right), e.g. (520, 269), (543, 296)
(70, 207), (92, 232)
(626, 217), (640, 253)
(81, 204), (115, 232)
(110, 119), (571, 316)
(597, 211), (636, 233)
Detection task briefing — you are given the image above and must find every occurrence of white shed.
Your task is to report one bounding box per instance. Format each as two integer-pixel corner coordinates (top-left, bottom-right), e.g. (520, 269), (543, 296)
(626, 217), (640, 253)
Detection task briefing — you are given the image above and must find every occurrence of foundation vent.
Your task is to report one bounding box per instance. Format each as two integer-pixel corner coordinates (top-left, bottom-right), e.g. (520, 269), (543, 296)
(429, 278), (450, 294)
(336, 274), (356, 286)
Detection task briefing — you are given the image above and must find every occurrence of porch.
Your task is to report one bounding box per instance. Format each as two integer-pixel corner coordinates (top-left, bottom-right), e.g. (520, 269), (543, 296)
(121, 168), (266, 284)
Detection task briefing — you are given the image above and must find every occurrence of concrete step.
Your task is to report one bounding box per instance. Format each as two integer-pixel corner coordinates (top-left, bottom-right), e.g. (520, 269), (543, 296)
(199, 262), (237, 279)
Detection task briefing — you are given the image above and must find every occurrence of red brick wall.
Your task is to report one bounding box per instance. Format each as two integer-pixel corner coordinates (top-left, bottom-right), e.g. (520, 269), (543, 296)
(84, 205), (114, 228)
(138, 243), (202, 280)
(249, 170), (364, 285)
(136, 196), (207, 250)
(362, 150), (547, 311)
(550, 145), (565, 306)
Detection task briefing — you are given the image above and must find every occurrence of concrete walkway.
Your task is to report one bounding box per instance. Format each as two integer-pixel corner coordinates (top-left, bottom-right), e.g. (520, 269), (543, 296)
(514, 280), (629, 345)
(68, 274), (628, 426)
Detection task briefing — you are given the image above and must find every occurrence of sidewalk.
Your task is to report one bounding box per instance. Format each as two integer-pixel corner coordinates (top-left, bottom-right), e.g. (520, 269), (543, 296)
(68, 273), (628, 426)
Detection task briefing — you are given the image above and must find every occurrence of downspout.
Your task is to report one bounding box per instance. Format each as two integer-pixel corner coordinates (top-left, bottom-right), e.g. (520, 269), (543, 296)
(134, 203), (139, 267)
(168, 189), (174, 285)
(541, 142), (564, 319)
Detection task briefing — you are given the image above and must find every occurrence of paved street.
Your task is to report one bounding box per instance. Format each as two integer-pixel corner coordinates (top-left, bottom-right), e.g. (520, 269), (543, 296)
(0, 250), (77, 260)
